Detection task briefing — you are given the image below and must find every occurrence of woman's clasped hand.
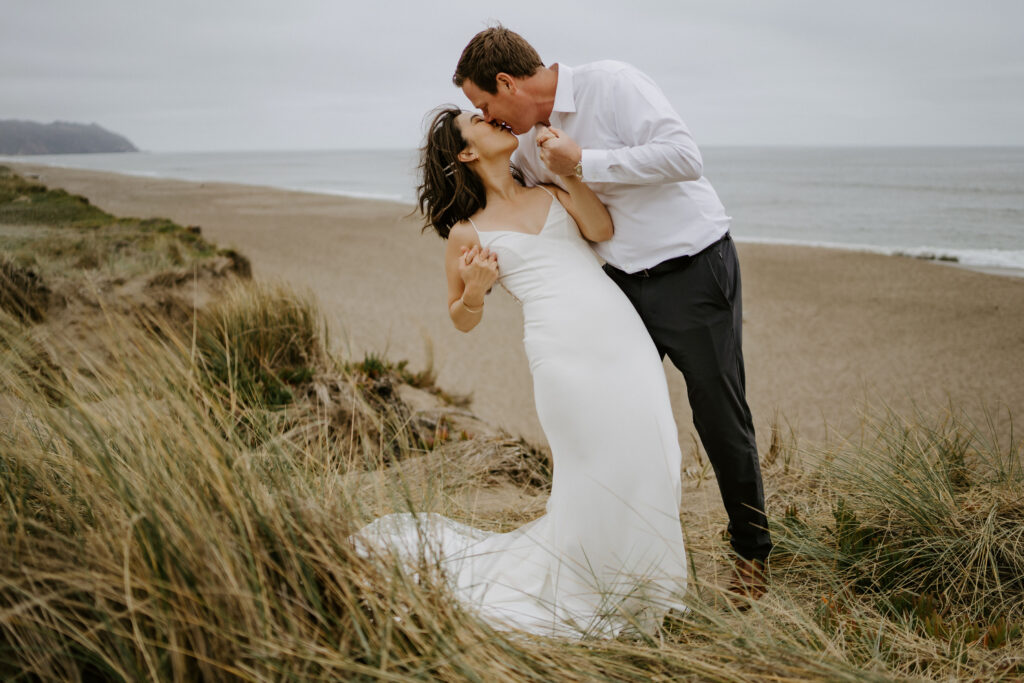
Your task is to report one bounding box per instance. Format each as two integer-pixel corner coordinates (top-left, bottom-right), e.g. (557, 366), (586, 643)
(457, 245), (499, 297)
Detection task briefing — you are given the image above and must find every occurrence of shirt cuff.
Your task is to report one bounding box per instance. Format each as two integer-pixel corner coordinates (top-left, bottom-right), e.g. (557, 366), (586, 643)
(580, 148), (614, 182)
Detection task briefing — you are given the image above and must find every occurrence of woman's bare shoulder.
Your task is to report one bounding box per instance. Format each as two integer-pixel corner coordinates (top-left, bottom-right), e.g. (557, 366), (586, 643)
(447, 221), (479, 248)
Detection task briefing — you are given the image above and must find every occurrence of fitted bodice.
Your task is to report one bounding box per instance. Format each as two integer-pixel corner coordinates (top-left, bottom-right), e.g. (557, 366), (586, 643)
(472, 197), (611, 307)
(471, 194), (663, 375)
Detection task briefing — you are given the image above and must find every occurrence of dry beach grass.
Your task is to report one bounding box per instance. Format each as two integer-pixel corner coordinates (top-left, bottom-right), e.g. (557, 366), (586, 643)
(2, 166), (1023, 680)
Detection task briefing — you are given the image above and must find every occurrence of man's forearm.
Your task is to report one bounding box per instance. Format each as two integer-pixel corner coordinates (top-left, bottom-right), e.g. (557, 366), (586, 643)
(580, 140), (703, 186)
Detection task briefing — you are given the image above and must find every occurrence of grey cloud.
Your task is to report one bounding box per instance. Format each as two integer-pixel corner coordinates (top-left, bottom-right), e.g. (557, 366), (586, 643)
(3, 0), (1022, 150)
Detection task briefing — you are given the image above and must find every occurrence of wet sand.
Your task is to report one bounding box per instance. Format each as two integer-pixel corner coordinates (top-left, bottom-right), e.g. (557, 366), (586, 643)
(10, 162), (1024, 456)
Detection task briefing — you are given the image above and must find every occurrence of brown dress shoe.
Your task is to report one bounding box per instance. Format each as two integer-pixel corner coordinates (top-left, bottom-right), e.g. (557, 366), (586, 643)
(727, 558), (768, 607)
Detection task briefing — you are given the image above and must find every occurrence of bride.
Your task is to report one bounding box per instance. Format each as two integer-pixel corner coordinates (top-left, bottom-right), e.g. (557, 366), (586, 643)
(354, 106), (687, 638)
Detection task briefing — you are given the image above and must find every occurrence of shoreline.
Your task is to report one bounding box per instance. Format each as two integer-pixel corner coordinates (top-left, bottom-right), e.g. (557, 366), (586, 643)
(7, 160), (1024, 452)
(5, 150), (1023, 279)
(6, 155), (1023, 279)
(3, 158), (413, 207)
(731, 237), (1024, 281)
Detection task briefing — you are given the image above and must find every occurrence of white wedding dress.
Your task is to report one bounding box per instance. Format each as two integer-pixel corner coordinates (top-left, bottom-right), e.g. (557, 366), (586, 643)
(355, 190), (687, 637)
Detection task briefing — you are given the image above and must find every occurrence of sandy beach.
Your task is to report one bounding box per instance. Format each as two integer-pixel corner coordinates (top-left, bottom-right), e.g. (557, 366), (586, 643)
(10, 162), (1024, 454)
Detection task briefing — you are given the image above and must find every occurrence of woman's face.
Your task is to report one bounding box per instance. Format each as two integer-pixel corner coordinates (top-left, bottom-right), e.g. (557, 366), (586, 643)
(454, 111), (518, 162)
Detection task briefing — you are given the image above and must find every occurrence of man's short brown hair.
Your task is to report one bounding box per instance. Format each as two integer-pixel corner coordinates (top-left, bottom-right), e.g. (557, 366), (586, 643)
(453, 25), (544, 94)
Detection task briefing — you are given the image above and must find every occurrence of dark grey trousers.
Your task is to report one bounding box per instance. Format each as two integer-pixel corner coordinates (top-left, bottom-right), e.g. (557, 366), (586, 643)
(603, 233), (773, 562)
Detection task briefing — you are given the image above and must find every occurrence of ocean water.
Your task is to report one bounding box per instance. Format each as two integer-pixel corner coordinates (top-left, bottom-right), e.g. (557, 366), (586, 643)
(2, 149), (419, 204)
(707, 146), (1024, 273)
(5, 146), (1023, 274)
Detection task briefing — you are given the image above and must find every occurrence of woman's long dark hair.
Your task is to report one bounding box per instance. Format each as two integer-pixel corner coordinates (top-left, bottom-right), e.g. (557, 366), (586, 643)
(416, 106), (485, 239)
(416, 106), (522, 239)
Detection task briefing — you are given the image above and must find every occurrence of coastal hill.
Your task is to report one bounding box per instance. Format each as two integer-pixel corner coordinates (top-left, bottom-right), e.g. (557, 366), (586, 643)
(0, 119), (137, 155)
(2, 165), (1022, 679)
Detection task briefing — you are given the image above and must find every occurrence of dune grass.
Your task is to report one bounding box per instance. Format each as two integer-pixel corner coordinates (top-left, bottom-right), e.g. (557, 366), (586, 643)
(0, 165), (216, 279)
(193, 281), (326, 410)
(0, 165), (247, 328)
(1, 280), (1022, 681)
(1, 166), (1021, 680)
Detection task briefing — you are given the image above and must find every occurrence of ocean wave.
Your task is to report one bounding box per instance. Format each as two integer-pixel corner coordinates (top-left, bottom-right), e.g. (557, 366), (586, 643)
(734, 236), (1024, 273)
(283, 186), (412, 204)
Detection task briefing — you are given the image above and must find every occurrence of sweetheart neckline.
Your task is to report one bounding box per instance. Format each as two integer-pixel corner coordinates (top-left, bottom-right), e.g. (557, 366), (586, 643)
(470, 196), (559, 238)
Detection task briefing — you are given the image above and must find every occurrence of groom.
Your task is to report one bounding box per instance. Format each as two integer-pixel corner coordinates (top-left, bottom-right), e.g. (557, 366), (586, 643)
(453, 26), (772, 595)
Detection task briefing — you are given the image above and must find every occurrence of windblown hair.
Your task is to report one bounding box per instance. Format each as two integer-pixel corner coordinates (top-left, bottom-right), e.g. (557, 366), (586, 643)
(452, 25), (544, 94)
(416, 106), (526, 239)
(416, 107), (486, 239)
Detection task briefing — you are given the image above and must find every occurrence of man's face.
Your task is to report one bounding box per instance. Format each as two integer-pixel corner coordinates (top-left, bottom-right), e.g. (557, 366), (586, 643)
(461, 77), (532, 135)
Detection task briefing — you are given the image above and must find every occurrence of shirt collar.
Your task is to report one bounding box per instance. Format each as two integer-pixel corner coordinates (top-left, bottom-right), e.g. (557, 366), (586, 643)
(551, 63), (576, 114)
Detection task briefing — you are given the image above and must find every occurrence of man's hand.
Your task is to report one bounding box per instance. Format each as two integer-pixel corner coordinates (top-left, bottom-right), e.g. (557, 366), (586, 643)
(537, 126), (581, 177)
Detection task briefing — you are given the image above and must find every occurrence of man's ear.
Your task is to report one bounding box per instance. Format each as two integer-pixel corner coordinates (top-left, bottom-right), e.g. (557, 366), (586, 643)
(495, 73), (516, 93)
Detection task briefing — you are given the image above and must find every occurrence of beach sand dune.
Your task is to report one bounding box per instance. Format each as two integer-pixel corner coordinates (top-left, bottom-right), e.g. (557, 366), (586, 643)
(11, 163), (1024, 458)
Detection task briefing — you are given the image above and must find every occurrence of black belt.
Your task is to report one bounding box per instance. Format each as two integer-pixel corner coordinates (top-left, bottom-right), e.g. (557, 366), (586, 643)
(607, 233), (730, 279)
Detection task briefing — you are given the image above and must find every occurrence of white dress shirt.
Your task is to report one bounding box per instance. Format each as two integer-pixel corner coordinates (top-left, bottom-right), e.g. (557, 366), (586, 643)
(512, 61), (731, 273)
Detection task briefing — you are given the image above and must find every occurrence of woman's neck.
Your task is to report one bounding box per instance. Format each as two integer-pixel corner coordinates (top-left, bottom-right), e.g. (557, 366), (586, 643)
(474, 156), (521, 203)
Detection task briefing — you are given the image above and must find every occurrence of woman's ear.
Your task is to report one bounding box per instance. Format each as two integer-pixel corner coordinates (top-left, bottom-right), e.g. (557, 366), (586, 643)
(457, 149), (477, 163)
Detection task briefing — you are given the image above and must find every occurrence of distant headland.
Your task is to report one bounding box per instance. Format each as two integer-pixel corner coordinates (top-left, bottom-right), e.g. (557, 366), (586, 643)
(0, 120), (138, 155)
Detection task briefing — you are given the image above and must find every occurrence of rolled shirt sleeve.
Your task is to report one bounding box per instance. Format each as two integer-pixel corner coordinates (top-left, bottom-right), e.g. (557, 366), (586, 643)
(580, 68), (703, 185)
(511, 60), (731, 272)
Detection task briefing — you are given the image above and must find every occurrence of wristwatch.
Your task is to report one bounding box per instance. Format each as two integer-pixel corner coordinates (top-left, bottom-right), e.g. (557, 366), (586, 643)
(573, 159), (583, 180)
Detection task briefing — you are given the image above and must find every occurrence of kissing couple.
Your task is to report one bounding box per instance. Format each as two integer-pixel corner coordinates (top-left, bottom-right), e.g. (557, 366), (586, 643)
(355, 25), (772, 638)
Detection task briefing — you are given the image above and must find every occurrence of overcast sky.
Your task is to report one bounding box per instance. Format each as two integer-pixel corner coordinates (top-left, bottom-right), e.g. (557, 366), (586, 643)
(3, 1), (1023, 151)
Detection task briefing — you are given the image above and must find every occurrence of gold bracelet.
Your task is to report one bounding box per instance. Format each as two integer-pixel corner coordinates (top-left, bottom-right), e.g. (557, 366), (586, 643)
(461, 298), (483, 314)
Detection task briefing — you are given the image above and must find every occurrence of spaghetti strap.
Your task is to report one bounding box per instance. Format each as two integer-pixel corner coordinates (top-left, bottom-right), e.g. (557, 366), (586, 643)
(466, 216), (479, 233)
(537, 185), (556, 200)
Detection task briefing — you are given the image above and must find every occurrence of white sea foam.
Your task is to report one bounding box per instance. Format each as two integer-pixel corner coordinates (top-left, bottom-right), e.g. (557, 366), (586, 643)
(733, 236), (1024, 274)
(280, 185), (409, 204)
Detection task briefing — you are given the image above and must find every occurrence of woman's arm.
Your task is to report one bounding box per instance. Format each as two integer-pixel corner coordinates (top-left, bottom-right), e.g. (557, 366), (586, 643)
(547, 177), (614, 243)
(536, 127), (614, 242)
(445, 222), (499, 333)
